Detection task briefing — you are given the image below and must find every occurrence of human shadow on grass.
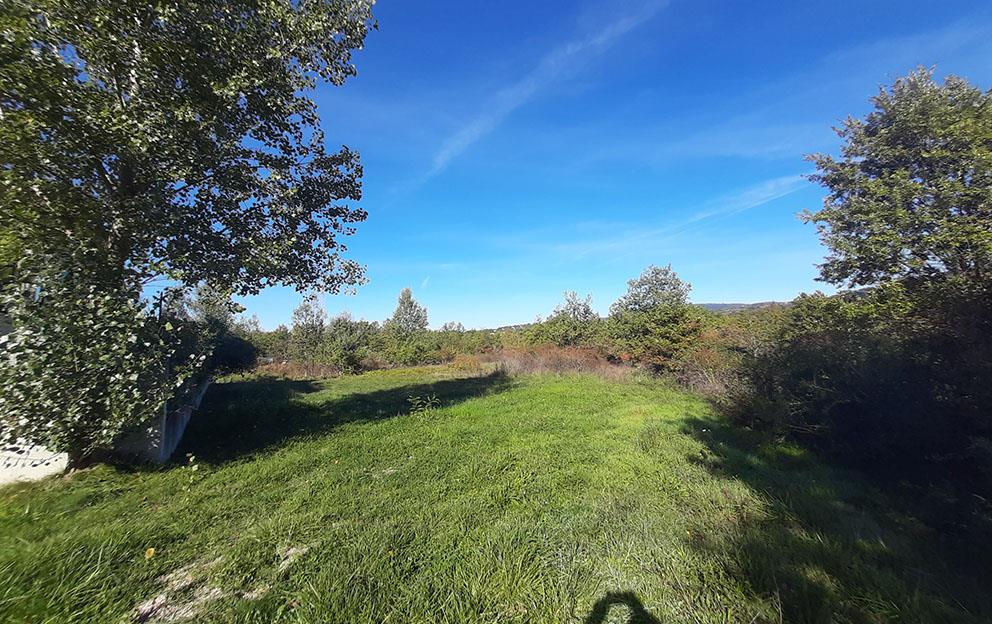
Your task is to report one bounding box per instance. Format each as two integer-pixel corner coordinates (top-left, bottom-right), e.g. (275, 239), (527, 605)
(583, 592), (661, 624)
(678, 416), (992, 623)
(178, 370), (513, 465)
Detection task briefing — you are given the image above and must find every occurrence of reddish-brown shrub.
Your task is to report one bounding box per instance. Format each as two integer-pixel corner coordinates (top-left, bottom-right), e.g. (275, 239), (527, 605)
(254, 361), (341, 380)
(452, 354), (484, 374)
(482, 346), (630, 380)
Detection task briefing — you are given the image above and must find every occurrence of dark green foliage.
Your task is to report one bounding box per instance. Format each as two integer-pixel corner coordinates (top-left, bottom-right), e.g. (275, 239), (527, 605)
(0, 0), (373, 295)
(381, 288), (433, 366)
(529, 291), (603, 347)
(606, 305), (706, 370)
(386, 288), (429, 334)
(0, 257), (195, 464)
(603, 266), (706, 371)
(732, 70), (992, 511)
(289, 294), (327, 368)
(740, 283), (992, 500)
(435, 326), (498, 358)
(189, 285), (258, 375)
(248, 289), (502, 373)
(610, 264), (691, 314)
(521, 272), (709, 374)
(249, 325), (291, 361)
(322, 314), (379, 373)
(805, 69), (992, 287)
(0, 0), (373, 461)
(380, 327), (437, 367)
(209, 332), (258, 376)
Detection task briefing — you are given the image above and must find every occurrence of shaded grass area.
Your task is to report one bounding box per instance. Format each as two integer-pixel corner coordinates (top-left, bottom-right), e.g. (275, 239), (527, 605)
(681, 418), (992, 623)
(183, 367), (513, 464)
(0, 366), (988, 623)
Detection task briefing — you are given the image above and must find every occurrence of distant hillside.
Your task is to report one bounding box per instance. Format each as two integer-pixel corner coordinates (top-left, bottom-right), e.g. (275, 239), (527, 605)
(492, 322), (535, 332)
(487, 302), (787, 331)
(697, 302), (787, 313)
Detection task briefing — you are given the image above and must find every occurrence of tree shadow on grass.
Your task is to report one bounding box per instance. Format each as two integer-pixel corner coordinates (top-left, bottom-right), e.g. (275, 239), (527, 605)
(178, 370), (513, 465)
(583, 592), (662, 624)
(679, 416), (992, 624)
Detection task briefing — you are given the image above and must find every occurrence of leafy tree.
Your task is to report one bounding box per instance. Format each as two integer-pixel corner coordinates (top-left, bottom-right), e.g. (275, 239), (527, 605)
(440, 321), (466, 332)
(805, 69), (992, 287)
(606, 266), (701, 369)
(0, 0), (374, 294)
(252, 324), (291, 361)
(189, 284), (238, 336)
(290, 294), (326, 369)
(0, 0), (374, 463)
(610, 264), (691, 315)
(0, 256), (200, 465)
(530, 291), (601, 347)
(0, 226), (20, 286)
(235, 314), (263, 337)
(387, 288), (429, 334)
(378, 289), (432, 365)
(606, 304), (705, 369)
(744, 69), (992, 507)
(323, 313), (379, 373)
(553, 291), (598, 322)
(189, 284), (257, 374)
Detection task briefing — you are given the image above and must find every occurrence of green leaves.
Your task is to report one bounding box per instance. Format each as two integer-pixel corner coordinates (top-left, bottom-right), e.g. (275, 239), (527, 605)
(0, 0), (374, 460)
(610, 264), (691, 315)
(805, 68), (992, 288)
(1, 0), (374, 295)
(0, 256), (192, 461)
(387, 288), (429, 335)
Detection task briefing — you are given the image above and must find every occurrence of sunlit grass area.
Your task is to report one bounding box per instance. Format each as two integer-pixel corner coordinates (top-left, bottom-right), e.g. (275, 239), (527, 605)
(0, 366), (987, 623)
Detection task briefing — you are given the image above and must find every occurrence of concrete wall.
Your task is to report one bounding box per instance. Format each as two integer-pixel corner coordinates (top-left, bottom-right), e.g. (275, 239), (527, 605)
(0, 377), (213, 484)
(114, 376), (213, 463)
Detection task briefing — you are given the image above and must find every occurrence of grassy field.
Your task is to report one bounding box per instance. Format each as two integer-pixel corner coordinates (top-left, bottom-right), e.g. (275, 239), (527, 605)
(0, 366), (988, 623)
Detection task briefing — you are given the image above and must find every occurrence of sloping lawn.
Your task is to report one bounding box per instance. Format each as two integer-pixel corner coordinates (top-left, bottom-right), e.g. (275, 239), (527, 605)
(0, 366), (988, 623)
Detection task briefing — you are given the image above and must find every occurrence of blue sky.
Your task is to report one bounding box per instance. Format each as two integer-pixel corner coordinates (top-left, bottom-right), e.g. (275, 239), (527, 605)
(239, 0), (992, 329)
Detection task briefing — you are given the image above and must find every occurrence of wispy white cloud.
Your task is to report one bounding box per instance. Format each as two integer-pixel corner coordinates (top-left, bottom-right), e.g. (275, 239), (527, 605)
(687, 174), (808, 223)
(427, 0), (668, 177)
(822, 19), (992, 71)
(421, 275), (431, 289)
(535, 17), (992, 173)
(510, 174), (808, 260)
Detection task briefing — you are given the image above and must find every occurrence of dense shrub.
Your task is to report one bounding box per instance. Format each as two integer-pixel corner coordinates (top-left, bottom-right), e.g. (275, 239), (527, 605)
(605, 305), (706, 371)
(249, 325), (291, 361)
(735, 282), (992, 499)
(380, 328), (437, 367)
(436, 327), (499, 358)
(760, 69), (992, 510)
(255, 360), (341, 380)
(528, 292), (603, 347)
(289, 294), (327, 371)
(323, 315), (379, 373)
(189, 285), (259, 376)
(673, 305), (786, 399)
(0, 258), (203, 465)
(243, 290), (501, 374)
(210, 333), (259, 375)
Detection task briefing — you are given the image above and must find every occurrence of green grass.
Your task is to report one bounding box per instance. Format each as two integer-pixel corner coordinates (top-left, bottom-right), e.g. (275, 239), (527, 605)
(0, 366), (988, 623)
